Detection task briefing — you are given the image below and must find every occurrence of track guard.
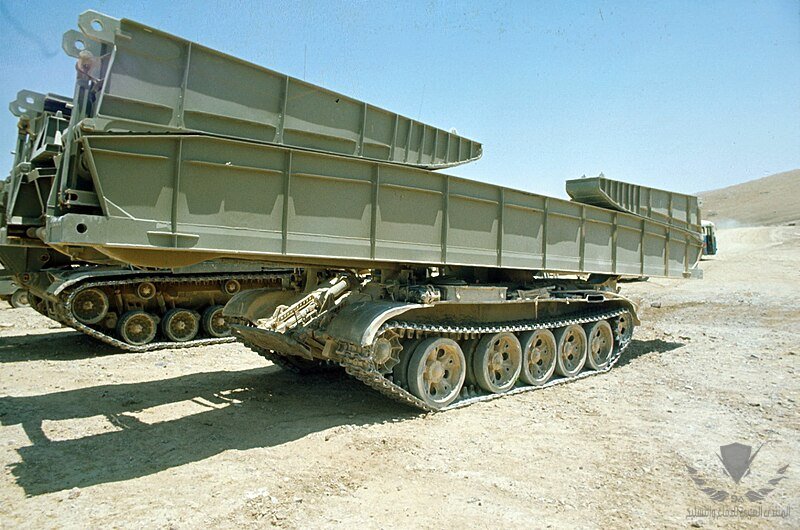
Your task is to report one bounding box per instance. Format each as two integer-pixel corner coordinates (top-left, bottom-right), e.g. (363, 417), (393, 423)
(323, 300), (429, 347)
(222, 288), (298, 323)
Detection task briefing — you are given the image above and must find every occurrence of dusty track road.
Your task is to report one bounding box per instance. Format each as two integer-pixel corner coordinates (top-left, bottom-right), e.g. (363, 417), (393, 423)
(0, 227), (797, 528)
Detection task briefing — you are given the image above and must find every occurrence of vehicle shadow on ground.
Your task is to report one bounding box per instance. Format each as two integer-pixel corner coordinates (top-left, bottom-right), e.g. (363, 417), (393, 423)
(616, 338), (684, 367)
(0, 330), (122, 362)
(0, 366), (416, 496)
(1, 338), (682, 496)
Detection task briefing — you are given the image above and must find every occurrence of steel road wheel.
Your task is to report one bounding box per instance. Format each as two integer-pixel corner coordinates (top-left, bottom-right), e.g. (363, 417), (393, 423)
(72, 288), (110, 324)
(10, 289), (30, 308)
(202, 305), (230, 338)
(518, 329), (557, 385)
(584, 320), (615, 370)
(407, 337), (466, 409)
(162, 308), (200, 342)
(554, 324), (588, 377)
(472, 332), (522, 393)
(117, 310), (158, 345)
(612, 311), (634, 344)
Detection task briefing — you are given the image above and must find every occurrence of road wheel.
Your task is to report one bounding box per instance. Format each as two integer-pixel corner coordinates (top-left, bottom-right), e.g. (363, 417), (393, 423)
(472, 332), (522, 393)
(202, 305), (229, 338)
(554, 324), (587, 377)
(584, 320), (615, 370)
(162, 308), (200, 342)
(519, 329), (557, 385)
(407, 337), (466, 410)
(117, 310), (158, 346)
(612, 311), (634, 344)
(10, 289), (30, 308)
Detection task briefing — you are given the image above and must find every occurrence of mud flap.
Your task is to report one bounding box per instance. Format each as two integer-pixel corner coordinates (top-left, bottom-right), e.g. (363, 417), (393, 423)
(222, 288), (298, 323)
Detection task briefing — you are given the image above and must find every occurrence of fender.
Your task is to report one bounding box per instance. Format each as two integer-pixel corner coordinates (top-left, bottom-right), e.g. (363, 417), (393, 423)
(324, 300), (430, 347)
(222, 287), (298, 323)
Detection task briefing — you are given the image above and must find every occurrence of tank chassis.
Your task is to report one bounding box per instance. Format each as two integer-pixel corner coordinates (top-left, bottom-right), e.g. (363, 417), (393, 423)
(224, 267), (637, 410)
(34, 10), (703, 409)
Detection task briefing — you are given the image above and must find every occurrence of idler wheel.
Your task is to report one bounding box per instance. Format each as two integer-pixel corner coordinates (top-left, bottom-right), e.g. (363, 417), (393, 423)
(72, 288), (110, 324)
(407, 337), (466, 409)
(554, 324), (587, 377)
(612, 311), (634, 344)
(162, 308), (200, 342)
(472, 332), (522, 393)
(10, 290), (30, 309)
(584, 320), (615, 370)
(519, 329), (557, 385)
(117, 310), (158, 345)
(202, 305), (229, 338)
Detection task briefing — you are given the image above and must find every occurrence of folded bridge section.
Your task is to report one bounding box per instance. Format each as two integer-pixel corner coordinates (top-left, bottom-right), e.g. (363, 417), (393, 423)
(46, 133), (703, 277)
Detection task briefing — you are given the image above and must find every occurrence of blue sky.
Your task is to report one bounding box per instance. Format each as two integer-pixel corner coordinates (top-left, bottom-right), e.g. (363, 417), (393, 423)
(0, 0), (797, 198)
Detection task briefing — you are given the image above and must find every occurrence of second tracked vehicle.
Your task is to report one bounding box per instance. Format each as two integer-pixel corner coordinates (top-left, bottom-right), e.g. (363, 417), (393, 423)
(0, 90), (295, 349)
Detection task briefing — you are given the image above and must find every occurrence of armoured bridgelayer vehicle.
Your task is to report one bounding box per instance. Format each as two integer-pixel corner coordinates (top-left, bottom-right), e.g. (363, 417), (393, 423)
(0, 91), (291, 349)
(32, 11), (702, 409)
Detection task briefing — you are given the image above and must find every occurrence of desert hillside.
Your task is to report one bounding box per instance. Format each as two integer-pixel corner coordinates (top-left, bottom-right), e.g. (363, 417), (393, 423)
(698, 169), (800, 227)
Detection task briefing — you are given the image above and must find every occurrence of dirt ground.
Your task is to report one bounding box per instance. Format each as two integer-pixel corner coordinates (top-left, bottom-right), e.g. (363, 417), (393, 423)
(0, 226), (797, 528)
